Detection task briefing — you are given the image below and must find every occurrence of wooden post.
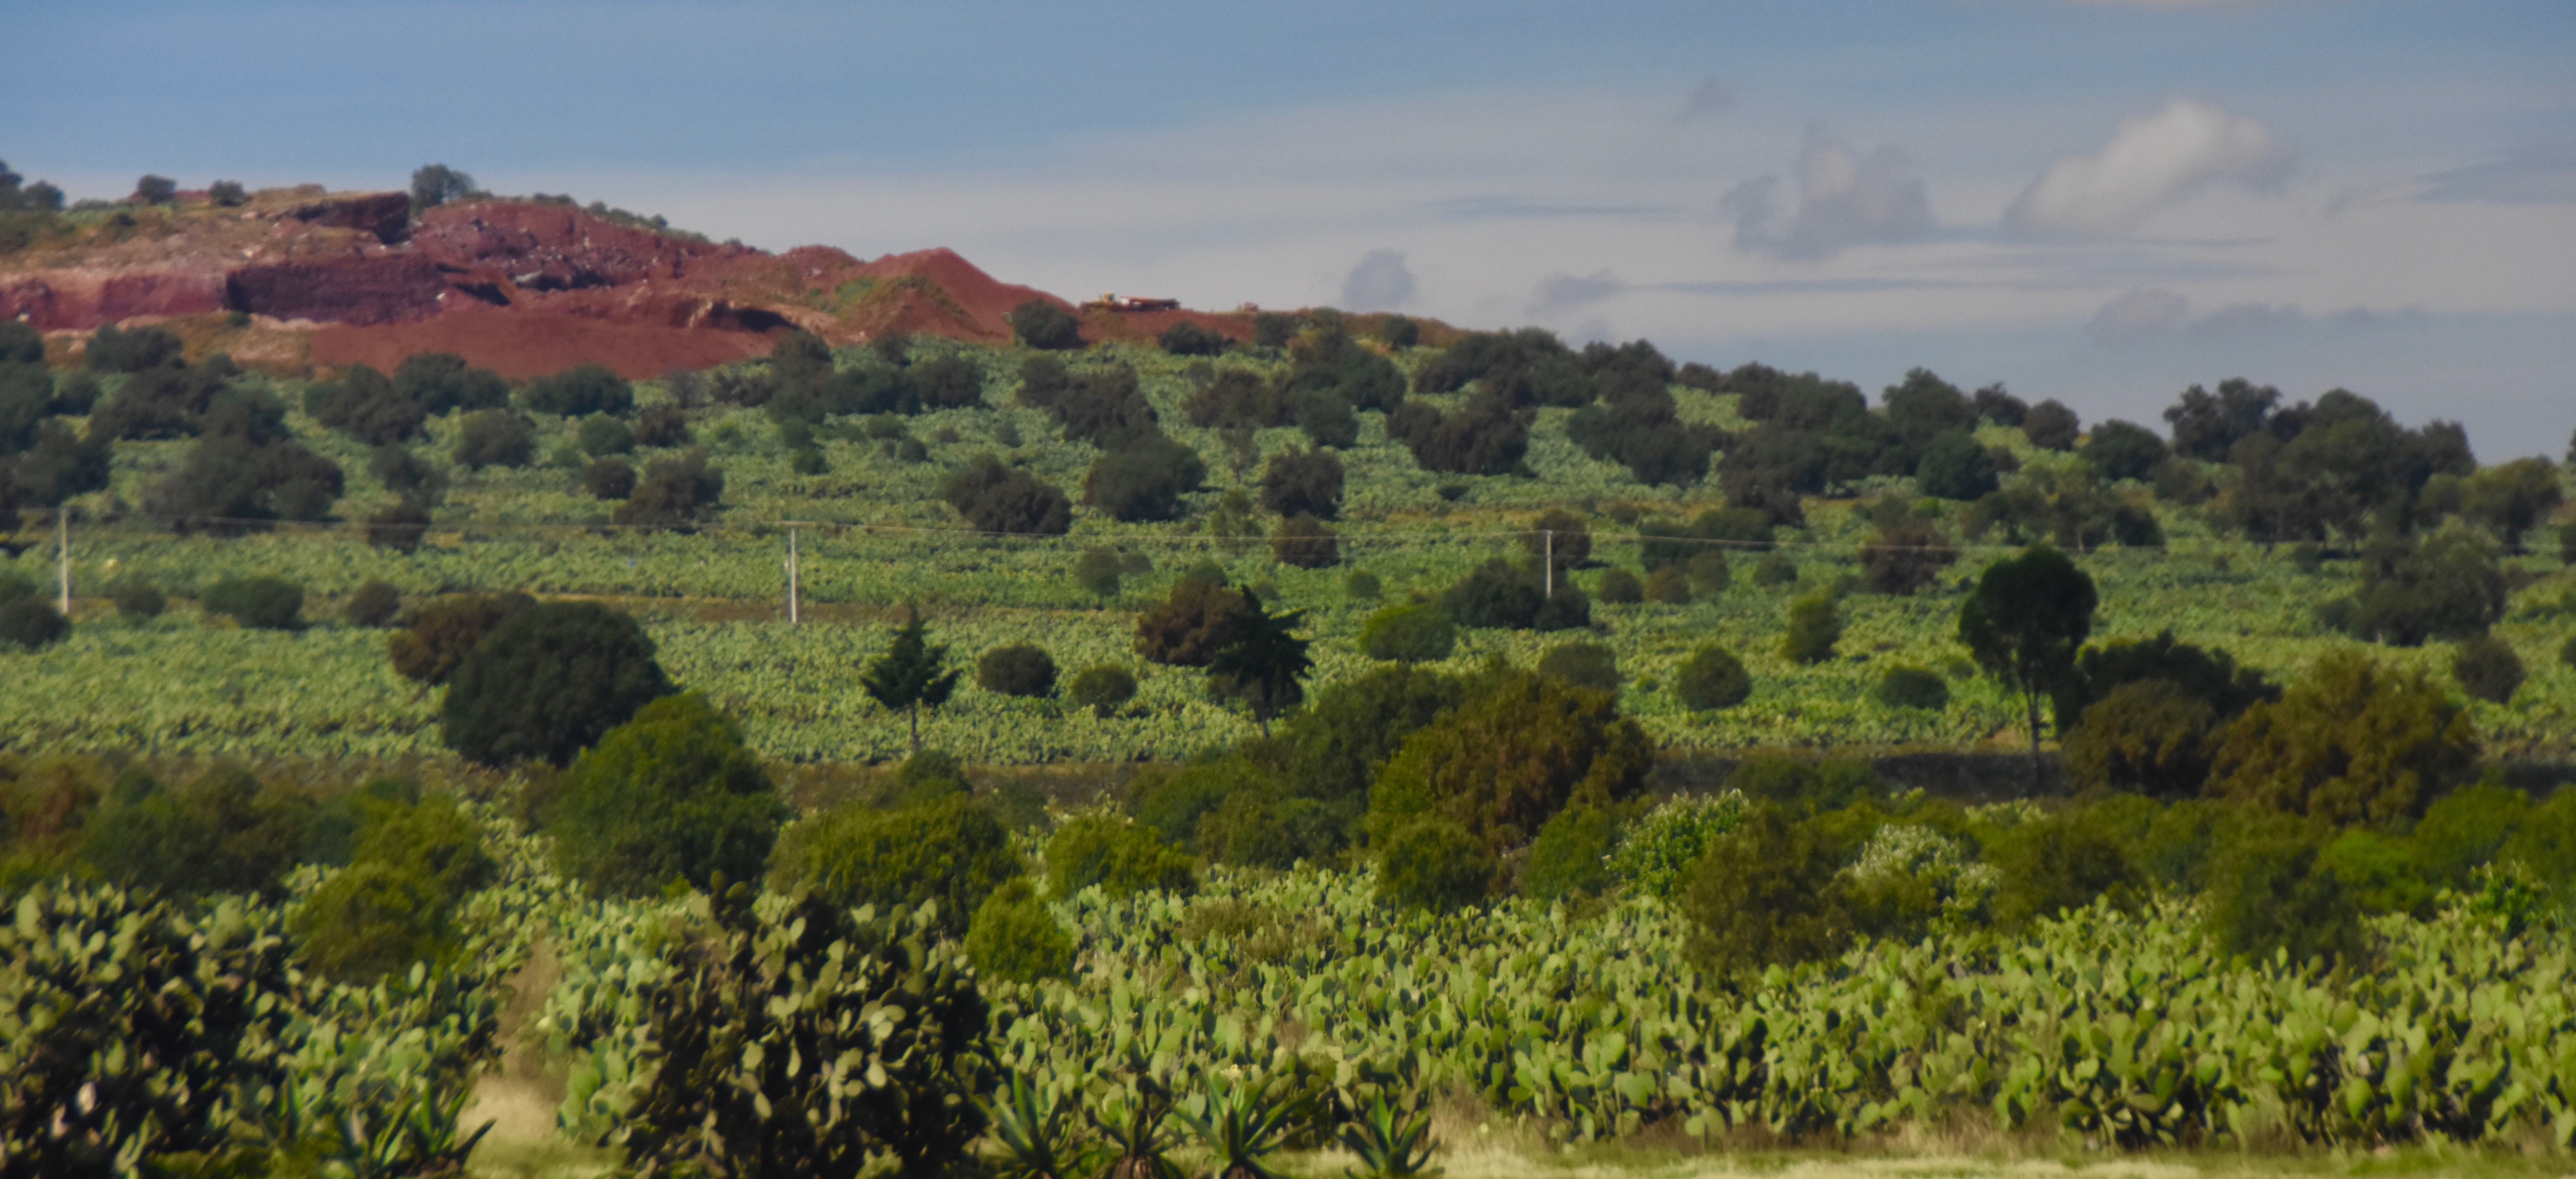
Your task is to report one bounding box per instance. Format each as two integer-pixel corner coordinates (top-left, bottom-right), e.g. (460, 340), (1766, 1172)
(786, 528), (801, 625)
(1542, 529), (1553, 598)
(57, 508), (70, 617)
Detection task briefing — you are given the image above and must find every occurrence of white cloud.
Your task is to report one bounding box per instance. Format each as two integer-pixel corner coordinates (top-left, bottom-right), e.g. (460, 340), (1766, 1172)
(2005, 99), (2295, 233)
(1720, 123), (1932, 260)
(2085, 287), (2427, 341)
(1530, 270), (1622, 316)
(1340, 249), (1417, 310)
(1680, 78), (1736, 120)
(2085, 287), (2188, 334)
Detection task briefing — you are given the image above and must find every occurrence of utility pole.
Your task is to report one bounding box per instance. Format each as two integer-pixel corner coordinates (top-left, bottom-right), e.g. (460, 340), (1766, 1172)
(785, 528), (801, 625)
(1542, 529), (1553, 598)
(56, 508), (70, 617)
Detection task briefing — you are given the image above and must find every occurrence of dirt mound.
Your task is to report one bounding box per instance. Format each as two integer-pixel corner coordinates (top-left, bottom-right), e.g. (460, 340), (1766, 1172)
(227, 256), (446, 325)
(310, 302), (777, 380)
(1, 269), (228, 330)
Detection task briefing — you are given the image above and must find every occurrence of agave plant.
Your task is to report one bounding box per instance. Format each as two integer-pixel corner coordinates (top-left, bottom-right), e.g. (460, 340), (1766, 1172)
(1177, 1074), (1301, 1179)
(325, 1085), (492, 1179)
(985, 1074), (1092, 1179)
(1338, 1094), (1437, 1179)
(1088, 1077), (1184, 1179)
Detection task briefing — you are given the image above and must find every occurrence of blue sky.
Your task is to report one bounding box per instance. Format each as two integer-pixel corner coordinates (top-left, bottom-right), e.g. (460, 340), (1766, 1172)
(8, 0), (2573, 454)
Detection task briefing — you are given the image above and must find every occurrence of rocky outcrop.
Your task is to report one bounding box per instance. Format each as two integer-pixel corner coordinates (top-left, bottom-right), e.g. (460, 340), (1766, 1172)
(413, 202), (737, 290)
(288, 192), (412, 245)
(0, 269), (227, 331)
(225, 256), (447, 325)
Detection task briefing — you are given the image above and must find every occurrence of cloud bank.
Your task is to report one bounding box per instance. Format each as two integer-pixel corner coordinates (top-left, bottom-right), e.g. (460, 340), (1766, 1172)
(2006, 99), (2295, 233)
(1340, 249), (1417, 310)
(1720, 123), (1932, 259)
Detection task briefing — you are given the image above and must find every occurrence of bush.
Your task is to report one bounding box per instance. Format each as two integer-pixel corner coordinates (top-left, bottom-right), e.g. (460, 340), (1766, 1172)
(576, 412), (634, 456)
(1520, 805), (1615, 902)
(965, 877), (1074, 982)
(2208, 651), (2477, 825)
(1986, 809), (2139, 929)
(1672, 645), (1751, 711)
(1388, 392), (1530, 475)
(1135, 577), (1259, 667)
(1296, 389), (1360, 449)
(1440, 558), (1545, 629)
(1375, 816), (1493, 911)
(1595, 567), (1643, 603)
(1916, 430), (2000, 501)
(308, 364), (425, 445)
(1370, 670), (1653, 863)
(0, 597), (68, 650)
(941, 453), (1072, 535)
(1873, 665), (1949, 711)
(1781, 590), (1842, 664)
(2080, 419), (2169, 482)
(1271, 513), (1340, 569)
(634, 402), (691, 448)
(1537, 642), (1618, 692)
(1679, 805), (1852, 977)
(292, 796), (495, 982)
(453, 409), (536, 468)
(1084, 435), (1204, 522)
(768, 795), (1014, 935)
(75, 764), (318, 899)
(2023, 399), (2080, 450)
(913, 355), (985, 409)
(2063, 679), (2217, 798)
(2452, 635), (2525, 704)
(2201, 820), (2365, 964)
(1379, 315), (1420, 349)
(201, 575), (303, 630)
(1686, 550), (1730, 595)
(1260, 447), (1344, 520)
(1159, 321), (1228, 356)
(343, 580), (401, 628)
(1858, 522), (1957, 597)
(978, 643), (1057, 697)
(388, 591), (533, 685)
(2070, 629), (2278, 722)
(442, 601), (674, 766)
(1046, 816), (1195, 897)
(520, 362), (633, 416)
(615, 450), (724, 532)
(1009, 298), (1083, 350)
(544, 694), (786, 896)
(1727, 756), (1883, 817)
(394, 352), (511, 414)
(583, 456), (636, 499)
(84, 323), (183, 373)
(2412, 781), (2530, 890)
(1643, 566), (1690, 605)
(108, 577), (165, 619)
(1067, 664), (1138, 718)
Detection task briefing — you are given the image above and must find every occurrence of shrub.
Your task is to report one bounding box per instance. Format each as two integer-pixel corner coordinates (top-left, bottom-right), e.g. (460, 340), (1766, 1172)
(1673, 645), (1751, 711)
(2412, 781), (2530, 890)
(108, 577), (165, 619)
(1520, 805), (1615, 902)
(1260, 447), (1344, 520)
(202, 575), (303, 630)
(1135, 577), (1258, 667)
(1045, 816), (1195, 897)
(1067, 664), (1138, 718)
(520, 363), (633, 416)
(369, 443), (449, 502)
(1858, 522), (1957, 597)
(913, 355), (985, 409)
(1643, 566), (1690, 605)
(1369, 670), (1653, 864)
(1986, 809), (2139, 929)
(1606, 793), (1745, 901)
(634, 402), (691, 448)
(2208, 651), (2477, 825)
(1679, 805), (1852, 977)
(1009, 298), (1083, 350)
(1379, 315), (1421, 349)
(388, 591), (533, 685)
(1916, 430), (1999, 501)
(583, 456), (637, 499)
(453, 409), (536, 468)
(941, 453), (1072, 535)
(442, 601), (674, 766)
(576, 412), (634, 456)
(978, 643), (1057, 697)
(2023, 399), (2080, 450)
(768, 795), (1014, 935)
(1752, 552), (1799, 587)
(1084, 435), (1204, 522)
(1271, 513), (1340, 569)
(1440, 558), (1545, 629)
(1537, 642), (1619, 692)
(1296, 389), (1360, 449)
(1595, 567), (1643, 603)
(84, 323), (183, 372)
(1686, 550), (1730, 594)
(615, 450), (725, 532)
(2070, 629), (2278, 722)
(343, 580), (401, 628)
(1781, 590), (1842, 664)
(74, 764), (317, 899)
(1159, 321), (1227, 356)
(309, 364), (426, 445)
(1388, 392), (1530, 475)
(2201, 820), (2365, 964)
(2063, 679), (2216, 798)
(1727, 756), (1882, 817)
(544, 694), (785, 896)
(2080, 419), (2168, 482)
(292, 795), (495, 982)
(1375, 816), (1493, 911)
(0, 597), (68, 650)
(1343, 569), (1381, 600)
(1873, 665), (1949, 711)
(965, 877), (1075, 982)
(2452, 635), (2525, 704)
(394, 352), (511, 414)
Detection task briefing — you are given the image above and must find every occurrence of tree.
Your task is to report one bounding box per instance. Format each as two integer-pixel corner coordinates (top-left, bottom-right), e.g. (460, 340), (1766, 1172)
(1260, 447), (1344, 520)
(308, 364), (424, 445)
(409, 164), (478, 214)
(2022, 399), (2080, 450)
(1674, 644), (1751, 710)
(615, 450), (724, 532)
(2451, 635), (2525, 704)
(1358, 602), (1455, 664)
(1269, 513), (1340, 569)
(2208, 651), (2477, 826)
(942, 453), (1072, 535)
(520, 363), (632, 417)
(2080, 419), (2169, 482)
(1958, 546), (2098, 783)
(453, 409), (536, 469)
(1368, 670), (1653, 870)
(1067, 665), (1139, 718)
(2063, 679), (2219, 798)
(1915, 430), (1999, 501)
(1135, 574), (1260, 667)
(861, 604), (959, 754)
(1159, 321), (1227, 356)
(1205, 588), (1311, 738)
(1084, 435), (1204, 522)
(388, 592), (533, 685)
(442, 602), (674, 765)
(132, 175), (177, 205)
(1781, 589), (1842, 664)
(2458, 457), (2562, 551)
(202, 575), (304, 631)
(766, 795), (1015, 936)
(978, 643), (1057, 697)
(1009, 298), (1083, 350)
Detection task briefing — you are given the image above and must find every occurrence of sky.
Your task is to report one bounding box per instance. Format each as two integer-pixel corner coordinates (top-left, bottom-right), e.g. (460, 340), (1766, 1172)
(8, 0), (2574, 455)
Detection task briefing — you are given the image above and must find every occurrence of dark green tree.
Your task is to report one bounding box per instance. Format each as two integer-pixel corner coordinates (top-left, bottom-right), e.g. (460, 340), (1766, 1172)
(1958, 546), (2098, 783)
(543, 694), (786, 897)
(861, 604), (960, 754)
(441, 601), (674, 765)
(1009, 298), (1083, 350)
(1206, 588), (1312, 738)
